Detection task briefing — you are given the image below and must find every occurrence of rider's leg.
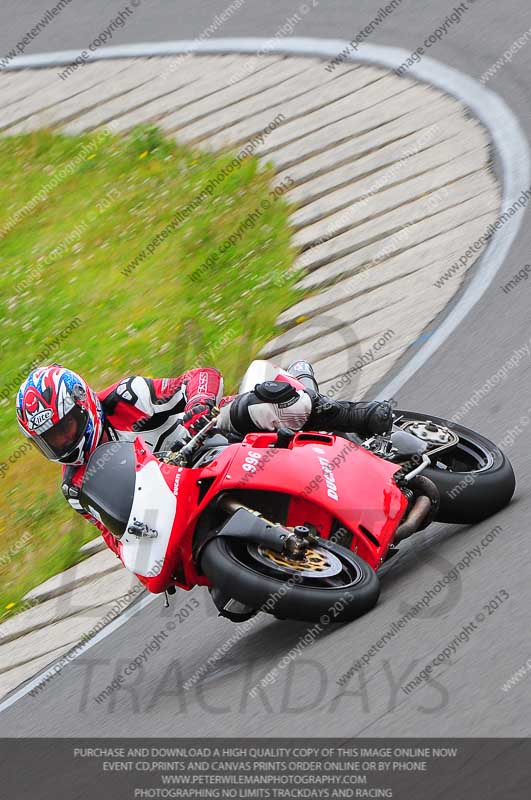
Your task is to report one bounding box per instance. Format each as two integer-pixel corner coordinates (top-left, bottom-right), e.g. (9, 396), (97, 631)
(286, 361), (391, 436)
(304, 394), (393, 437)
(217, 380), (393, 437)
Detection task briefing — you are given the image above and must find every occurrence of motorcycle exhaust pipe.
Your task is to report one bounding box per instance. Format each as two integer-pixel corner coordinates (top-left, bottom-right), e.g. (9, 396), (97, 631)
(394, 474), (440, 542)
(394, 495), (433, 542)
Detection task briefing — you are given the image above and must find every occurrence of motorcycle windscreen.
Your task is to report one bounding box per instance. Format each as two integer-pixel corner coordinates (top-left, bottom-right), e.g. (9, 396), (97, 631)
(80, 441), (136, 538)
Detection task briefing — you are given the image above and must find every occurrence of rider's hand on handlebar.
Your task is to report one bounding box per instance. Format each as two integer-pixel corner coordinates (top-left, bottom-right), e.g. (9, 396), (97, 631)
(182, 399), (216, 436)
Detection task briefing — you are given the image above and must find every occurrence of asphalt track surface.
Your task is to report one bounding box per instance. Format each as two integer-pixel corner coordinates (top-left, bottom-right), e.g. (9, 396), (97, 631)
(1, 0), (531, 737)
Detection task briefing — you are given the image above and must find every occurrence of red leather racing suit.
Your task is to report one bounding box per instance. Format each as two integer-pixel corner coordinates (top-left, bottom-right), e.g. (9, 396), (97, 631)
(61, 368), (223, 557)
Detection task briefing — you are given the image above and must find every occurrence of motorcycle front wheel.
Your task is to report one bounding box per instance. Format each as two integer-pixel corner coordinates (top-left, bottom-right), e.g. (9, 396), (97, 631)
(201, 537), (380, 623)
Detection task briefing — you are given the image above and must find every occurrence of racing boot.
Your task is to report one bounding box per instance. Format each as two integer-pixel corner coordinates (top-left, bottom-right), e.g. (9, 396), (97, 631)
(304, 394), (393, 437)
(286, 360), (319, 394)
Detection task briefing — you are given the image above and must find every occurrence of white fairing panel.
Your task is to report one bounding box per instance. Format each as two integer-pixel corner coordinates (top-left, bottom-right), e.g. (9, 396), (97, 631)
(120, 460), (177, 577)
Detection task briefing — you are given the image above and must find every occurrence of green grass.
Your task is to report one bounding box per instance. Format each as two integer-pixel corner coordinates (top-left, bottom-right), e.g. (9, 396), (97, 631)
(0, 126), (301, 620)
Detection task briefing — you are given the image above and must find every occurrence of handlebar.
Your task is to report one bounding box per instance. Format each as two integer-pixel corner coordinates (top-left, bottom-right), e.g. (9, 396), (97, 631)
(171, 407), (221, 466)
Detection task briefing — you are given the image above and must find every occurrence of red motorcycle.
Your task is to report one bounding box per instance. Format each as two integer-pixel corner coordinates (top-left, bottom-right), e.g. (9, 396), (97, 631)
(80, 365), (515, 623)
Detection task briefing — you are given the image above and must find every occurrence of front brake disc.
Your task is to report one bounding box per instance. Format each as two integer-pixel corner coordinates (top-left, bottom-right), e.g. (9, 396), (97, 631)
(247, 543), (343, 578)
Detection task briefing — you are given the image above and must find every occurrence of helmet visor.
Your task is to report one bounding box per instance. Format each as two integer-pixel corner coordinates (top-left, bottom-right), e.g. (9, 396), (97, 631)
(37, 405), (89, 460)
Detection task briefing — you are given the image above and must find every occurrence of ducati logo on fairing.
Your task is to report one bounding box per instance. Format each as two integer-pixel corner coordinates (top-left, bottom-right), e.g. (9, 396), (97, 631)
(318, 456), (338, 501)
(173, 467), (183, 496)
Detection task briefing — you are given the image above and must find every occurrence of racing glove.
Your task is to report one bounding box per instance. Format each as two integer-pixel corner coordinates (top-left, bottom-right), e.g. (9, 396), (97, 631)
(182, 399), (216, 435)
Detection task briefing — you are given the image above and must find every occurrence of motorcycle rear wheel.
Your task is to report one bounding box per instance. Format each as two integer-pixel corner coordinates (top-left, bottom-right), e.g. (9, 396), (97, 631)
(395, 410), (516, 523)
(201, 537), (380, 623)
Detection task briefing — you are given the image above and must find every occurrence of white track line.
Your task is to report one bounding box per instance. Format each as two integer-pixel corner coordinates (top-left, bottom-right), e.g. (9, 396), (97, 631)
(0, 38), (528, 713)
(0, 593), (157, 712)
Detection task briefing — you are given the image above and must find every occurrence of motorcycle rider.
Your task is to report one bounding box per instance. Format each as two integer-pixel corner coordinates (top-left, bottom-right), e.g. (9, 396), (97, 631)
(16, 362), (393, 556)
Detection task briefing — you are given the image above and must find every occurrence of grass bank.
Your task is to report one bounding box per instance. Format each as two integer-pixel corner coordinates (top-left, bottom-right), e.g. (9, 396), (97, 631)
(0, 126), (300, 619)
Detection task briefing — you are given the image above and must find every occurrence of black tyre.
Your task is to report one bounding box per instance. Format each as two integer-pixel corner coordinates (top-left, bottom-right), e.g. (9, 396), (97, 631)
(395, 410), (516, 524)
(201, 536), (380, 623)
